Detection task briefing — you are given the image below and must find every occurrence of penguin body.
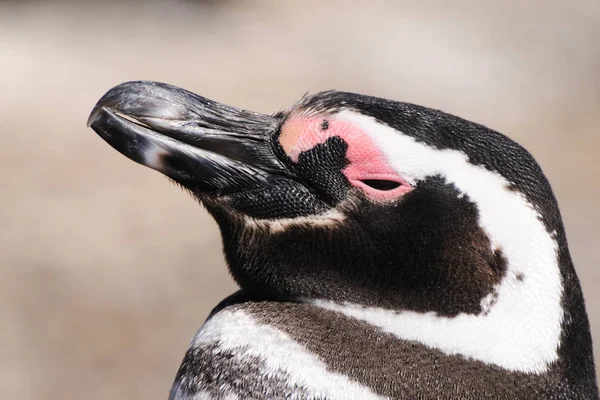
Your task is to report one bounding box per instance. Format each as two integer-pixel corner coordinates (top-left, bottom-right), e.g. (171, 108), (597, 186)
(88, 82), (598, 399)
(171, 297), (587, 399)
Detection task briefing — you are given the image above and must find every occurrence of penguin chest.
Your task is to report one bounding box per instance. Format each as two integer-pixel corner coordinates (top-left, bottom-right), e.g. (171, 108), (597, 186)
(169, 301), (567, 400)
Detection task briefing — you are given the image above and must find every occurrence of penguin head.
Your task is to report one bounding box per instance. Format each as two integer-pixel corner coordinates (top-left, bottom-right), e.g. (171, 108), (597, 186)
(89, 81), (600, 381)
(88, 81), (563, 318)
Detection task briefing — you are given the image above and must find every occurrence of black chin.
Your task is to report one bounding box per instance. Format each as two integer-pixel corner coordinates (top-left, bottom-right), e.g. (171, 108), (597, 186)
(220, 176), (506, 317)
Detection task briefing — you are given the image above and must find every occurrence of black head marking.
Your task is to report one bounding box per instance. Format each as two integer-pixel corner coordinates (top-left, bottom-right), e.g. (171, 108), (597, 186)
(218, 175), (508, 317)
(223, 135), (351, 219)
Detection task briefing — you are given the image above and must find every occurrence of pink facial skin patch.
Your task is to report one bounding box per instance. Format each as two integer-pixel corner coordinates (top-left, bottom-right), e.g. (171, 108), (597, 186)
(279, 115), (412, 201)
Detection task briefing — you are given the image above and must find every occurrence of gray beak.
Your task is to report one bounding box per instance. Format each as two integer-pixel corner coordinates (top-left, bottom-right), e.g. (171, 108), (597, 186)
(88, 81), (291, 195)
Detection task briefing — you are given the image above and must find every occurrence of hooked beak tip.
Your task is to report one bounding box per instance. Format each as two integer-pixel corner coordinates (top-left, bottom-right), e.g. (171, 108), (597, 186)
(87, 105), (102, 128)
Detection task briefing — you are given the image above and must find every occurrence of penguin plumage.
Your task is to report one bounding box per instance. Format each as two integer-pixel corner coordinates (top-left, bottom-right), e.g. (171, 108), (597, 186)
(88, 81), (598, 399)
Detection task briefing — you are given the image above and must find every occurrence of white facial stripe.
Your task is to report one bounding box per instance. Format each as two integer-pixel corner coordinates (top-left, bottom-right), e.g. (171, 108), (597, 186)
(191, 309), (385, 400)
(171, 389), (239, 400)
(243, 209), (346, 233)
(314, 111), (563, 374)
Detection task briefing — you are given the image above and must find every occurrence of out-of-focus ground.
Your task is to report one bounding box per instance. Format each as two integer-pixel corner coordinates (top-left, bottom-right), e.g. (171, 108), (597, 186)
(1, 0), (599, 398)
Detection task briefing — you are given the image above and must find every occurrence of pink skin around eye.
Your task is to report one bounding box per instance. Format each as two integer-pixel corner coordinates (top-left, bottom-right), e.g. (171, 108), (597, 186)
(279, 116), (413, 201)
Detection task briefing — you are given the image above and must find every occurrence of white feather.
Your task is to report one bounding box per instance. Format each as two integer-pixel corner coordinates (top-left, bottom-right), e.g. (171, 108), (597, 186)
(190, 308), (385, 400)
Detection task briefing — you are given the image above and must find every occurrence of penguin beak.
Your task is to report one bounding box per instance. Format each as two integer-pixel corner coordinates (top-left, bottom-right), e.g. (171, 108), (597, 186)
(87, 81), (291, 195)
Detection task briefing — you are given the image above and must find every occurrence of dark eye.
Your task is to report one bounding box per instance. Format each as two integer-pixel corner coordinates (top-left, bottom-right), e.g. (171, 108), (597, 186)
(359, 179), (401, 191)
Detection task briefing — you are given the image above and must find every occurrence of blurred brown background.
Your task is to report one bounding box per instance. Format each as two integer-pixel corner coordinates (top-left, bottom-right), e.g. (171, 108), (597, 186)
(1, 0), (599, 398)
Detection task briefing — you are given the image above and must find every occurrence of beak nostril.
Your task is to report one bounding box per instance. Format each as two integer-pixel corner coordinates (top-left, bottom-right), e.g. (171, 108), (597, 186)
(359, 179), (402, 191)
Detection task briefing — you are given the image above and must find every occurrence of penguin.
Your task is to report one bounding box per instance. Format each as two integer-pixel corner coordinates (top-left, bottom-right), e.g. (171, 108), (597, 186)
(88, 81), (598, 400)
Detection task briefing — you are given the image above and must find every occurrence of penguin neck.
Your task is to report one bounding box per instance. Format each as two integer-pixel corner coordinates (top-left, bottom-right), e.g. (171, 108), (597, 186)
(312, 196), (564, 374)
